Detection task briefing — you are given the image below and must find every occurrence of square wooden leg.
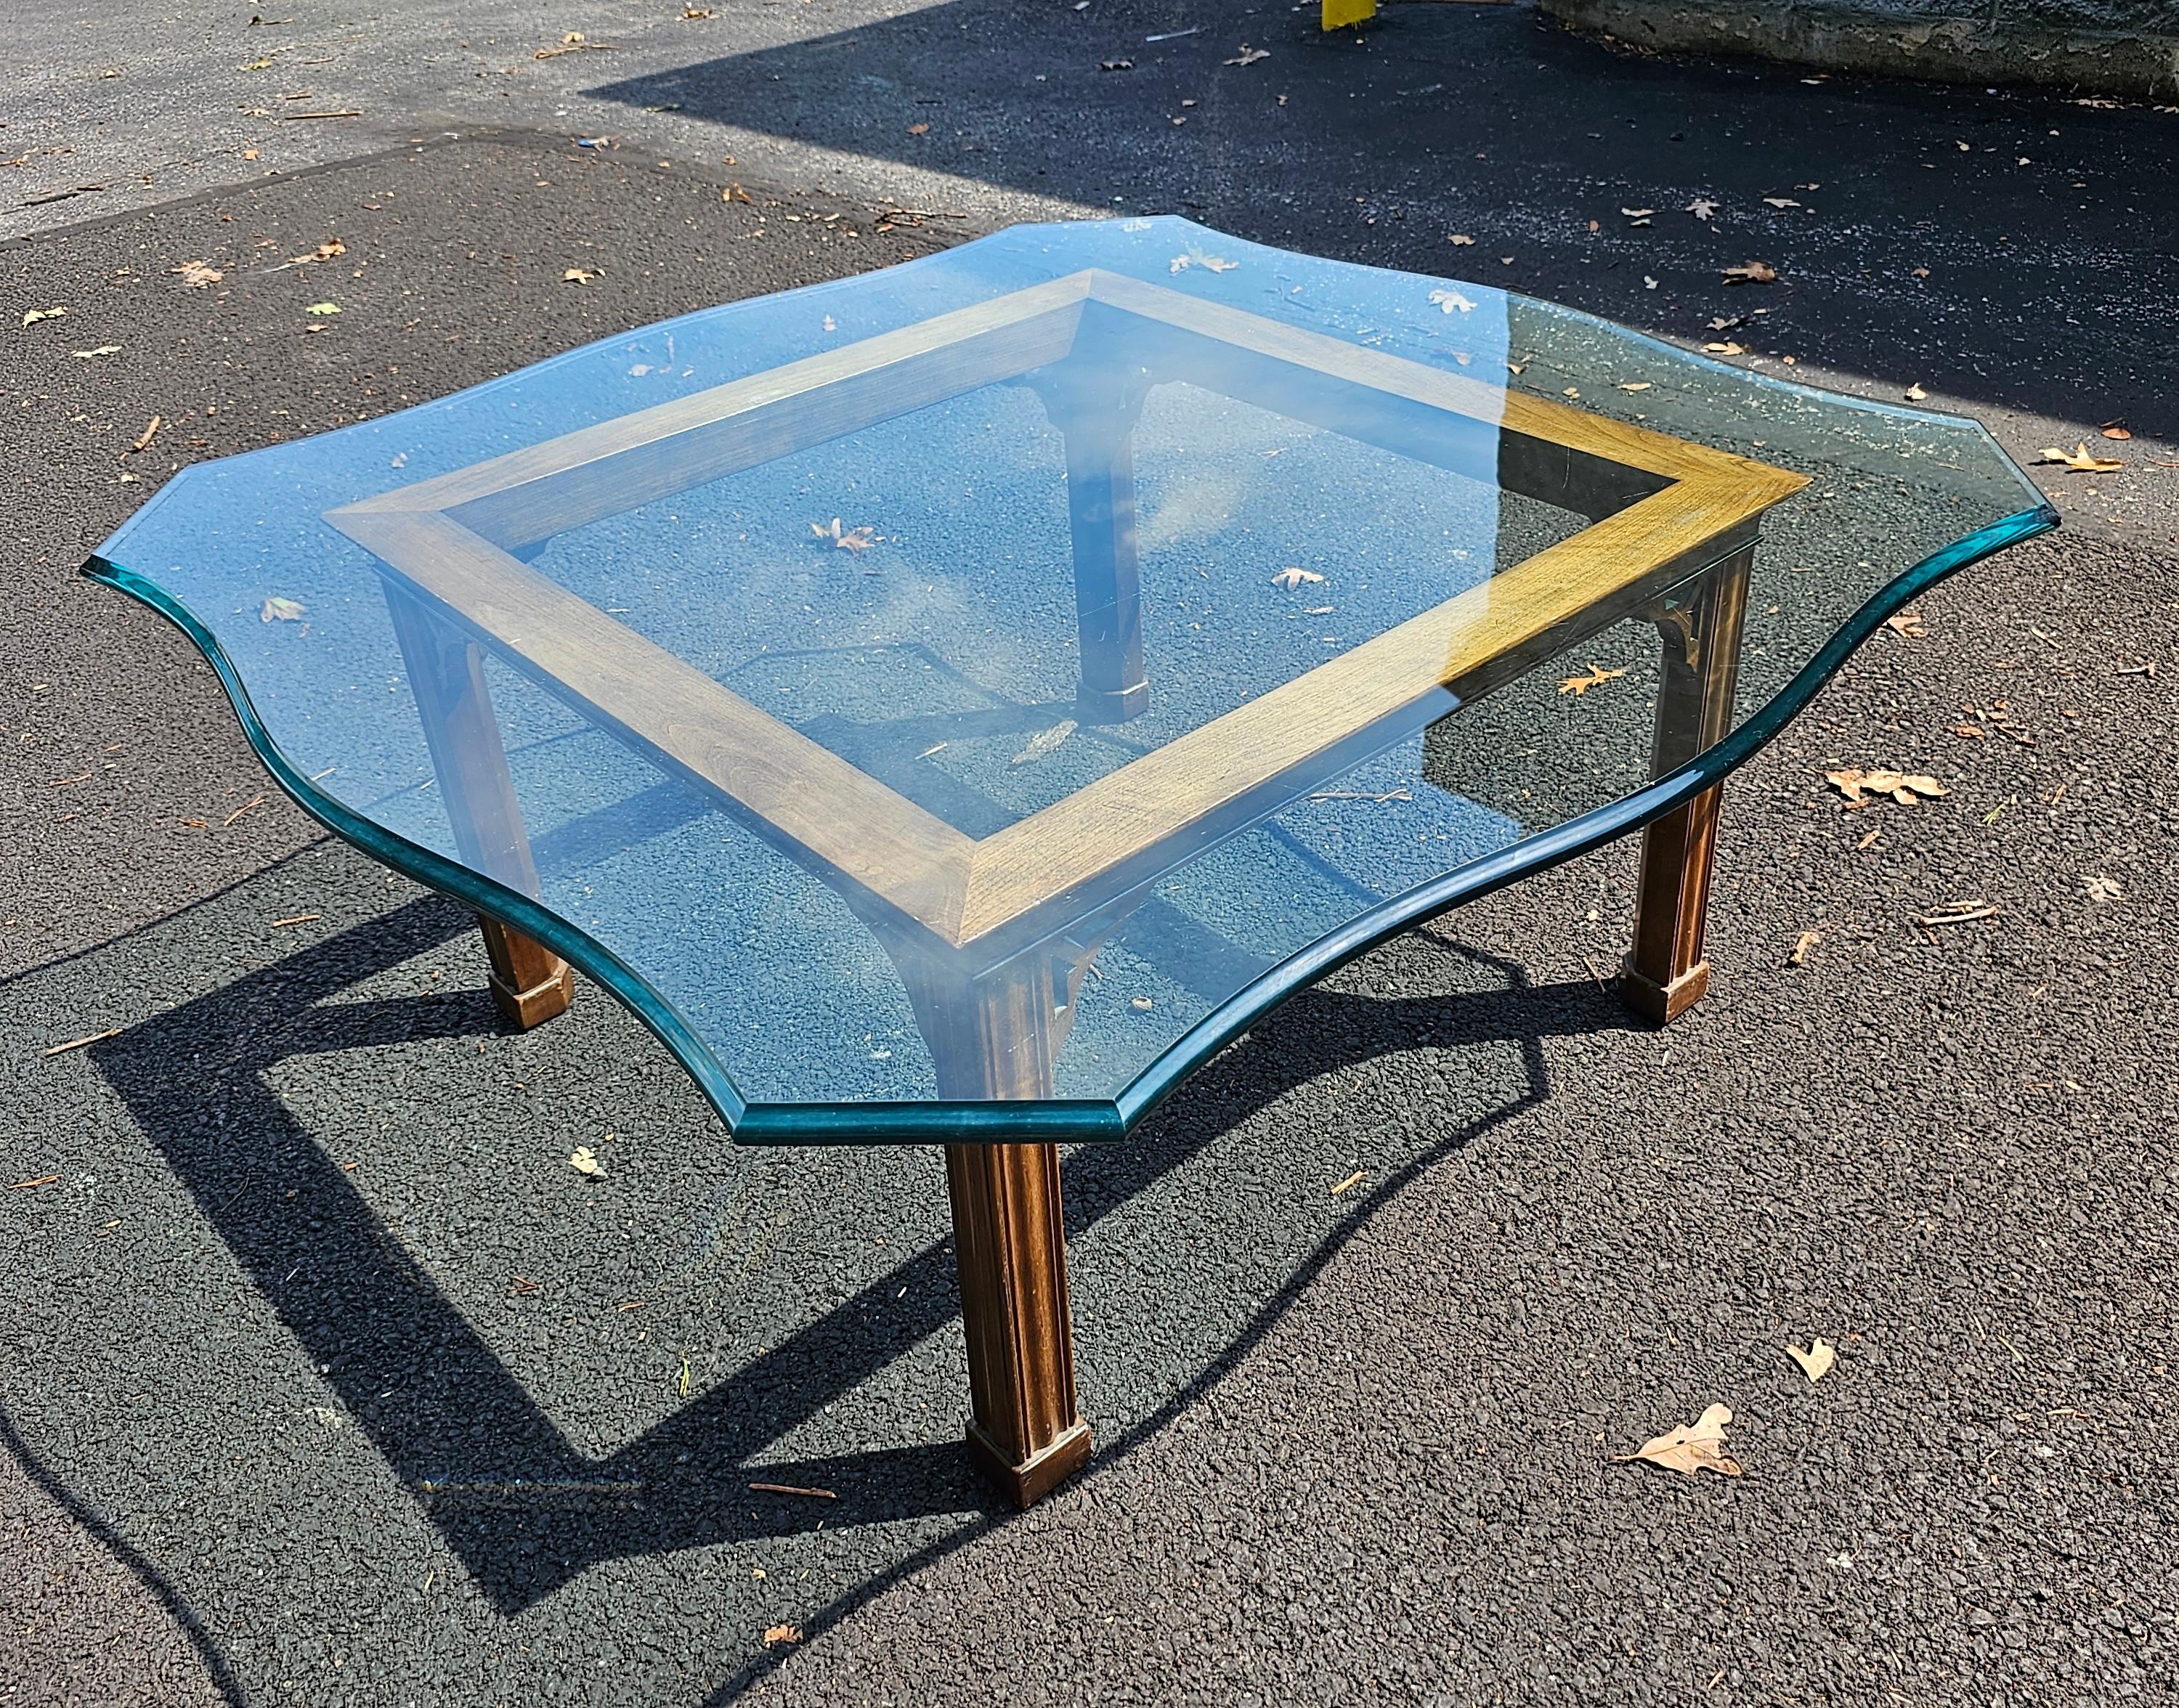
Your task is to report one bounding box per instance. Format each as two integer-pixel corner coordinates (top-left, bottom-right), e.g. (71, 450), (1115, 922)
(384, 586), (574, 1032)
(946, 1139), (1093, 1507)
(894, 948), (1093, 1507)
(1623, 545), (1751, 1024)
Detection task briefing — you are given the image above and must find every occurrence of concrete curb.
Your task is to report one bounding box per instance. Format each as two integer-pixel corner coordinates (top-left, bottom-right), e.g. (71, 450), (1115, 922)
(1540, 0), (2179, 99)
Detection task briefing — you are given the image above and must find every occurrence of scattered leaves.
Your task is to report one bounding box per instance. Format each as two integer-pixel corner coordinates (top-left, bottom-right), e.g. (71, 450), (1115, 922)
(1615, 1404), (1742, 1477)
(173, 260), (224, 288)
(1825, 768), (1948, 807)
(1559, 663), (1626, 696)
(2037, 442), (2122, 473)
(1223, 44), (1270, 65)
(21, 306), (67, 327)
(1722, 260), (1777, 284)
(2084, 874), (2124, 903)
(1786, 1338), (1836, 1382)
(535, 30), (612, 57)
(810, 517), (875, 552)
(1012, 720), (1078, 766)
(259, 596), (307, 623)
(1687, 197), (1719, 220)
(1788, 929), (1820, 967)
(569, 1144), (604, 1176)
(1428, 287), (1476, 314)
(1271, 566), (1325, 589)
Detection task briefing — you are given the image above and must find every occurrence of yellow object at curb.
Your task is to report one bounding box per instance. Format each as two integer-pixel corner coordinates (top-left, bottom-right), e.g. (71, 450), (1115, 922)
(1322, 0), (1376, 28)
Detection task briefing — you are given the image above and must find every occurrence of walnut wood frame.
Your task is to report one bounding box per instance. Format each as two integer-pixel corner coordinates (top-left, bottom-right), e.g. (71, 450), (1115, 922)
(324, 269), (1806, 1506)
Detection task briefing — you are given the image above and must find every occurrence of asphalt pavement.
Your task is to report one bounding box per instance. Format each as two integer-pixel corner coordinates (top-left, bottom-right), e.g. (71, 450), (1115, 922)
(4, 3), (2178, 1704)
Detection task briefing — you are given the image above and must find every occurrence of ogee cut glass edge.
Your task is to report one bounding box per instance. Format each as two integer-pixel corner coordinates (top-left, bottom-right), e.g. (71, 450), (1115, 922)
(83, 497), (2055, 1147)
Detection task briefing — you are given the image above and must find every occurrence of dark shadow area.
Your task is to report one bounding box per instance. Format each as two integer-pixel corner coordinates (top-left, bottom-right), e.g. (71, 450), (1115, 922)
(591, 0), (2178, 436)
(79, 878), (1631, 1630)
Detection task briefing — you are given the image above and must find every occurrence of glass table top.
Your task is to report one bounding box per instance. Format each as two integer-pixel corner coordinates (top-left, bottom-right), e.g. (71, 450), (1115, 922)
(88, 216), (2054, 1141)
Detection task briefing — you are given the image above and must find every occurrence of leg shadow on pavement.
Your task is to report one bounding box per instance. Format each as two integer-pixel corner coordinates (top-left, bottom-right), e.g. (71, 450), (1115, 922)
(0, 837), (1631, 1701)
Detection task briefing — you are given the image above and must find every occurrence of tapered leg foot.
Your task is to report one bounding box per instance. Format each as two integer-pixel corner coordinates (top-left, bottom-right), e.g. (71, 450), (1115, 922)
(1619, 955), (1710, 1025)
(479, 916), (574, 1029)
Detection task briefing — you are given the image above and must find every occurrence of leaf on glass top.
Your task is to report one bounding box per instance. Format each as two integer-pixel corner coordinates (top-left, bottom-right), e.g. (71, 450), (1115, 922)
(1687, 197), (1719, 220)
(1786, 1338), (1836, 1382)
(1615, 1404), (1742, 1477)
(1559, 663), (1626, 696)
(2037, 442), (2122, 473)
(811, 517), (876, 552)
(1428, 288), (1476, 314)
(1722, 260), (1777, 284)
(1825, 768), (1947, 807)
(1169, 248), (1238, 274)
(1270, 566), (1325, 589)
(1012, 720), (1077, 766)
(259, 596), (307, 623)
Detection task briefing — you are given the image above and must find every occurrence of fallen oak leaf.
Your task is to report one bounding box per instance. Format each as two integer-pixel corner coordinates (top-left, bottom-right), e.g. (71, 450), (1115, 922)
(809, 517), (875, 551)
(1687, 196), (1718, 220)
(1785, 1338), (1836, 1382)
(1011, 719), (1078, 766)
(1559, 663), (1626, 696)
(1615, 1404), (1742, 1476)
(1825, 768), (1947, 807)
(2037, 442), (2122, 473)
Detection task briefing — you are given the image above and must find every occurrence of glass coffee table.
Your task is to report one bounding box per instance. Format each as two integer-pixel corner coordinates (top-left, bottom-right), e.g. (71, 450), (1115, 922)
(88, 216), (2054, 1505)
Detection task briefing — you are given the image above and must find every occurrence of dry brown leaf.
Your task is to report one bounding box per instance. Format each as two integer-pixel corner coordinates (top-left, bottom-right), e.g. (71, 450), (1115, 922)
(1825, 768), (1948, 807)
(21, 306), (67, 328)
(1786, 1338), (1836, 1382)
(1904, 382), (1928, 401)
(1448, 232), (1474, 245)
(763, 1625), (802, 1647)
(1270, 566), (1325, 589)
(1788, 929), (1821, 967)
(1223, 44), (1270, 65)
(1722, 260), (1777, 284)
(562, 267), (599, 285)
(1617, 381), (1653, 392)
(1885, 610), (1925, 638)
(172, 260), (224, 288)
(569, 1145), (604, 1176)
(906, 121), (929, 135)
(284, 238), (344, 267)
(2101, 422), (2132, 441)
(2083, 874), (2123, 903)
(1687, 196), (1719, 220)
(1012, 720), (1077, 766)
(1703, 340), (1746, 356)
(2037, 442), (2122, 473)
(1559, 663), (1626, 696)
(1615, 1404), (1742, 1476)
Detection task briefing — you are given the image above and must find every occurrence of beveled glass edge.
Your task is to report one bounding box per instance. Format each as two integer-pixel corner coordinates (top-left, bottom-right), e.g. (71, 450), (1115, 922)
(80, 554), (755, 1131)
(85, 500), (2056, 1149)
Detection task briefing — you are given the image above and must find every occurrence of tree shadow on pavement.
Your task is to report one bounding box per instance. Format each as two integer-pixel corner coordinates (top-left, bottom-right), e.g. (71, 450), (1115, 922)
(590, 0), (2177, 442)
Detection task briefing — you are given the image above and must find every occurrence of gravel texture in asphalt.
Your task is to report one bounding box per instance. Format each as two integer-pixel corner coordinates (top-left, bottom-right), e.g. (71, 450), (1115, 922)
(4, 13), (2178, 1705)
